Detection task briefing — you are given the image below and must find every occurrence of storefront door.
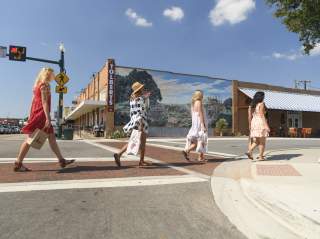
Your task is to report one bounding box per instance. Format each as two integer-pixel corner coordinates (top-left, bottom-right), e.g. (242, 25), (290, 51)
(287, 111), (302, 128)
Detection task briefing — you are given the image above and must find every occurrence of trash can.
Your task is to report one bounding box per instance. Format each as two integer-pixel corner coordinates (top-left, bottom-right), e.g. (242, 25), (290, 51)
(63, 128), (74, 140)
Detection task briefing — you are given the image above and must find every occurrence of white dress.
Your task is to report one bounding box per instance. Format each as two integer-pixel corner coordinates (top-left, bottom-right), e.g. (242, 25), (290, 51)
(185, 107), (208, 153)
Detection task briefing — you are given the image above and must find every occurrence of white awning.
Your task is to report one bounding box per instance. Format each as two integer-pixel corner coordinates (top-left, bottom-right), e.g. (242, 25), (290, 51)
(65, 100), (107, 120)
(239, 88), (320, 112)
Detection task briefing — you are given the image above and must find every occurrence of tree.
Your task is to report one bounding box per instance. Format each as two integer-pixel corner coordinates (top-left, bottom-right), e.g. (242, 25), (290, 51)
(266, 0), (320, 54)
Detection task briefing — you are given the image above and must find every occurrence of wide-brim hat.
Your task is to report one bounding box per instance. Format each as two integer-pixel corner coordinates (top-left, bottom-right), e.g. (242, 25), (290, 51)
(132, 82), (144, 94)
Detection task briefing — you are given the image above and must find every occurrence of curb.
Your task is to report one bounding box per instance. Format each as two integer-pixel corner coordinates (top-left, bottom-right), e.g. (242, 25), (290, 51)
(211, 159), (302, 239)
(240, 178), (320, 239)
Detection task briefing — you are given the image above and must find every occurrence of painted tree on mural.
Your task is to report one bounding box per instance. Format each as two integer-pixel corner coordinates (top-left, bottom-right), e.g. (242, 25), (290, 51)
(115, 69), (162, 105)
(115, 69), (166, 126)
(266, 0), (320, 54)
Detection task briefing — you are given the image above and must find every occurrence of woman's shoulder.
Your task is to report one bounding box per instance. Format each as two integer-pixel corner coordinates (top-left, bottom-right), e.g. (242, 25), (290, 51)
(39, 82), (50, 89)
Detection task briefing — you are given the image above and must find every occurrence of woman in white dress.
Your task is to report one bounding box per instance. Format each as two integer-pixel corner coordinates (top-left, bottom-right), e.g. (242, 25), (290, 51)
(182, 90), (208, 163)
(114, 82), (151, 167)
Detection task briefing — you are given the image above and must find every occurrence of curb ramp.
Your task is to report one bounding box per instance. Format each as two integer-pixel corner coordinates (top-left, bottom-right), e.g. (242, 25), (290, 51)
(211, 159), (303, 239)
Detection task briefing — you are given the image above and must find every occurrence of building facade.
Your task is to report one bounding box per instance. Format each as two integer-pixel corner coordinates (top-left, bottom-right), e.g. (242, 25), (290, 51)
(66, 59), (320, 138)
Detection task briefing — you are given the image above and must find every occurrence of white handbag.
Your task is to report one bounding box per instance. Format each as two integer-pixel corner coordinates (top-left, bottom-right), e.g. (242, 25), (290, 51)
(196, 131), (208, 153)
(126, 129), (142, 155)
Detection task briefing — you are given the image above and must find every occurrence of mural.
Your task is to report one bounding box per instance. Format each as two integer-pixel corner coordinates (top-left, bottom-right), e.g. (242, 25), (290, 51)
(115, 67), (232, 133)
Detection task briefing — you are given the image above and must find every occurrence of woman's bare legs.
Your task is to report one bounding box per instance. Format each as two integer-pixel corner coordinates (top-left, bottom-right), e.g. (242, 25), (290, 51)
(258, 137), (266, 160)
(48, 133), (75, 167)
(182, 142), (196, 161)
(187, 143), (197, 153)
(114, 142), (128, 167)
(15, 139), (32, 171)
(48, 133), (63, 161)
(139, 132), (149, 165)
(16, 140), (31, 164)
(246, 138), (259, 160)
(118, 143), (128, 158)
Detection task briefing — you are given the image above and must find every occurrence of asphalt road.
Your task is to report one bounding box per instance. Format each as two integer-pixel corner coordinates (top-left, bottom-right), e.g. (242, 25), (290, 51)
(1, 135), (319, 239)
(0, 134), (246, 239)
(0, 182), (246, 239)
(151, 138), (320, 156)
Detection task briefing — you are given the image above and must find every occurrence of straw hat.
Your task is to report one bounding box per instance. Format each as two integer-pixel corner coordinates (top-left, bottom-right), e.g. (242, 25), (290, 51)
(132, 82), (144, 94)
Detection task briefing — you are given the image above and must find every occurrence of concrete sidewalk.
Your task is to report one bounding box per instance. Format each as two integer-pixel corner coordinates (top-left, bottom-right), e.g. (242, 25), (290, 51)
(211, 148), (320, 239)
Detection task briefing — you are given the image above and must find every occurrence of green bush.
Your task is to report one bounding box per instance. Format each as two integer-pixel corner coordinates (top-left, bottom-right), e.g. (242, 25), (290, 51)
(109, 129), (127, 139)
(215, 118), (228, 131)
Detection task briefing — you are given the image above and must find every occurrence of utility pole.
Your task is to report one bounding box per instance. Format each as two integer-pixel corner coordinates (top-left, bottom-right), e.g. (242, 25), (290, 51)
(57, 43), (65, 139)
(294, 80), (311, 90)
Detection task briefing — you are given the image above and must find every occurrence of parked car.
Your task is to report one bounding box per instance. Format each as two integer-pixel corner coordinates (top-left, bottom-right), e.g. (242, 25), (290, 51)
(2, 125), (9, 134)
(13, 126), (21, 134)
(0, 125), (5, 134)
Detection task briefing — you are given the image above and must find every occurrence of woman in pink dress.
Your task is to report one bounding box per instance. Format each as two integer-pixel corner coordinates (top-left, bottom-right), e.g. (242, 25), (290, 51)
(246, 91), (270, 161)
(14, 67), (75, 172)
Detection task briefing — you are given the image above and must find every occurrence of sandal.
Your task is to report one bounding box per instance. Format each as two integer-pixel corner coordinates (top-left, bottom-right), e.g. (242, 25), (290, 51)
(257, 156), (266, 161)
(59, 159), (75, 168)
(13, 161), (31, 172)
(197, 158), (208, 163)
(245, 152), (254, 160)
(182, 150), (190, 161)
(139, 161), (152, 167)
(114, 153), (121, 167)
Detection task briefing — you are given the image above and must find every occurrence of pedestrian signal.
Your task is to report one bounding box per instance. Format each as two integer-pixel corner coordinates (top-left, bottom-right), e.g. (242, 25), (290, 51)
(9, 45), (26, 61)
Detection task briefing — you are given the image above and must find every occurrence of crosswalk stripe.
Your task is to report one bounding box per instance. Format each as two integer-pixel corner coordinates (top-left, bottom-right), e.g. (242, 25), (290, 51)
(0, 175), (207, 193)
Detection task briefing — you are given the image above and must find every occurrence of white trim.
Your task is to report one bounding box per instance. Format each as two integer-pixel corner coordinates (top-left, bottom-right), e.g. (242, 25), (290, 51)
(0, 175), (207, 193)
(0, 157), (139, 164)
(146, 142), (237, 158)
(65, 100), (107, 120)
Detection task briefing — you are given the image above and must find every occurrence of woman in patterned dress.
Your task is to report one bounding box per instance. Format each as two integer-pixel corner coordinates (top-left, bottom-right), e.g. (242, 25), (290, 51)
(114, 82), (151, 167)
(14, 67), (75, 172)
(246, 91), (270, 161)
(182, 90), (208, 162)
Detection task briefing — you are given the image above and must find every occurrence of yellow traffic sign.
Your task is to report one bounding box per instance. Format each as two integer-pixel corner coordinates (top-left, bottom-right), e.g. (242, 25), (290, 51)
(55, 85), (68, 94)
(55, 72), (69, 85)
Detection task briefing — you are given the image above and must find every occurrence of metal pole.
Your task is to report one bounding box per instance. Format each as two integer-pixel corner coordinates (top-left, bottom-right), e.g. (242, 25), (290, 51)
(57, 50), (65, 139)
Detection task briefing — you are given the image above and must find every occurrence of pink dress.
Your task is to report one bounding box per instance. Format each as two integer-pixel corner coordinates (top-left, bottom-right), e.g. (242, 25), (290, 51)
(250, 103), (269, 138)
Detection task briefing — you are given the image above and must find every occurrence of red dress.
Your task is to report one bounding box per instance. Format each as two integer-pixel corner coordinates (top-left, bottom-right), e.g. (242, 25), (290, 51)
(22, 83), (54, 134)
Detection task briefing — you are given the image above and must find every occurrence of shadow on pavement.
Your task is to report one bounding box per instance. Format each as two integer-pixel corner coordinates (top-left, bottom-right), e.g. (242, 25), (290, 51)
(56, 165), (134, 173)
(265, 153), (303, 161)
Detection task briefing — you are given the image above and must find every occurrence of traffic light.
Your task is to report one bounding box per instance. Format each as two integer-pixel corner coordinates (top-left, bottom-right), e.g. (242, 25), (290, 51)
(9, 45), (26, 61)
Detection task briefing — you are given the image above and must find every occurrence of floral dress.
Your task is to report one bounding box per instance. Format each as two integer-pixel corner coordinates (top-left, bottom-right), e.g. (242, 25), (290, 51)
(250, 103), (269, 138)
(123, 96), (149, 135)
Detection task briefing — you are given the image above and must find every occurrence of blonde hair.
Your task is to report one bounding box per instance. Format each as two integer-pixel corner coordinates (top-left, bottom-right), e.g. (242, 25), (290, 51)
(33, 67), (54, 88)
(192, 90), (203, 106)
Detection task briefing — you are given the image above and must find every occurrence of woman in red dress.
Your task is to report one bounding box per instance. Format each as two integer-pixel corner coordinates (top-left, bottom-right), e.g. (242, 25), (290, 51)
(14, 67), (75, 172)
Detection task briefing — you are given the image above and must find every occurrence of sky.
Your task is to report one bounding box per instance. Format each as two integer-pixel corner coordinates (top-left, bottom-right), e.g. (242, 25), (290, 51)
(0, 0), (319, 118)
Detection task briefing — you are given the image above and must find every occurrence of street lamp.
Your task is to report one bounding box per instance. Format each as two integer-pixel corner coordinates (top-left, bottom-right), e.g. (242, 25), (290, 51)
(57, 42), (65, 139)
(59, 42), (65, 53)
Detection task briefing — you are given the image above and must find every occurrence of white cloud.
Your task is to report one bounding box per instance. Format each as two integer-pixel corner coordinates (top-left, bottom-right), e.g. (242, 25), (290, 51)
(209, 0), (255, 26)
(163, 6), (184, 21)
(125, 8), (153, 27)
(272, 52), (301, 61)
(310, 44), (320, 57)
(272, 44), (320, 61)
